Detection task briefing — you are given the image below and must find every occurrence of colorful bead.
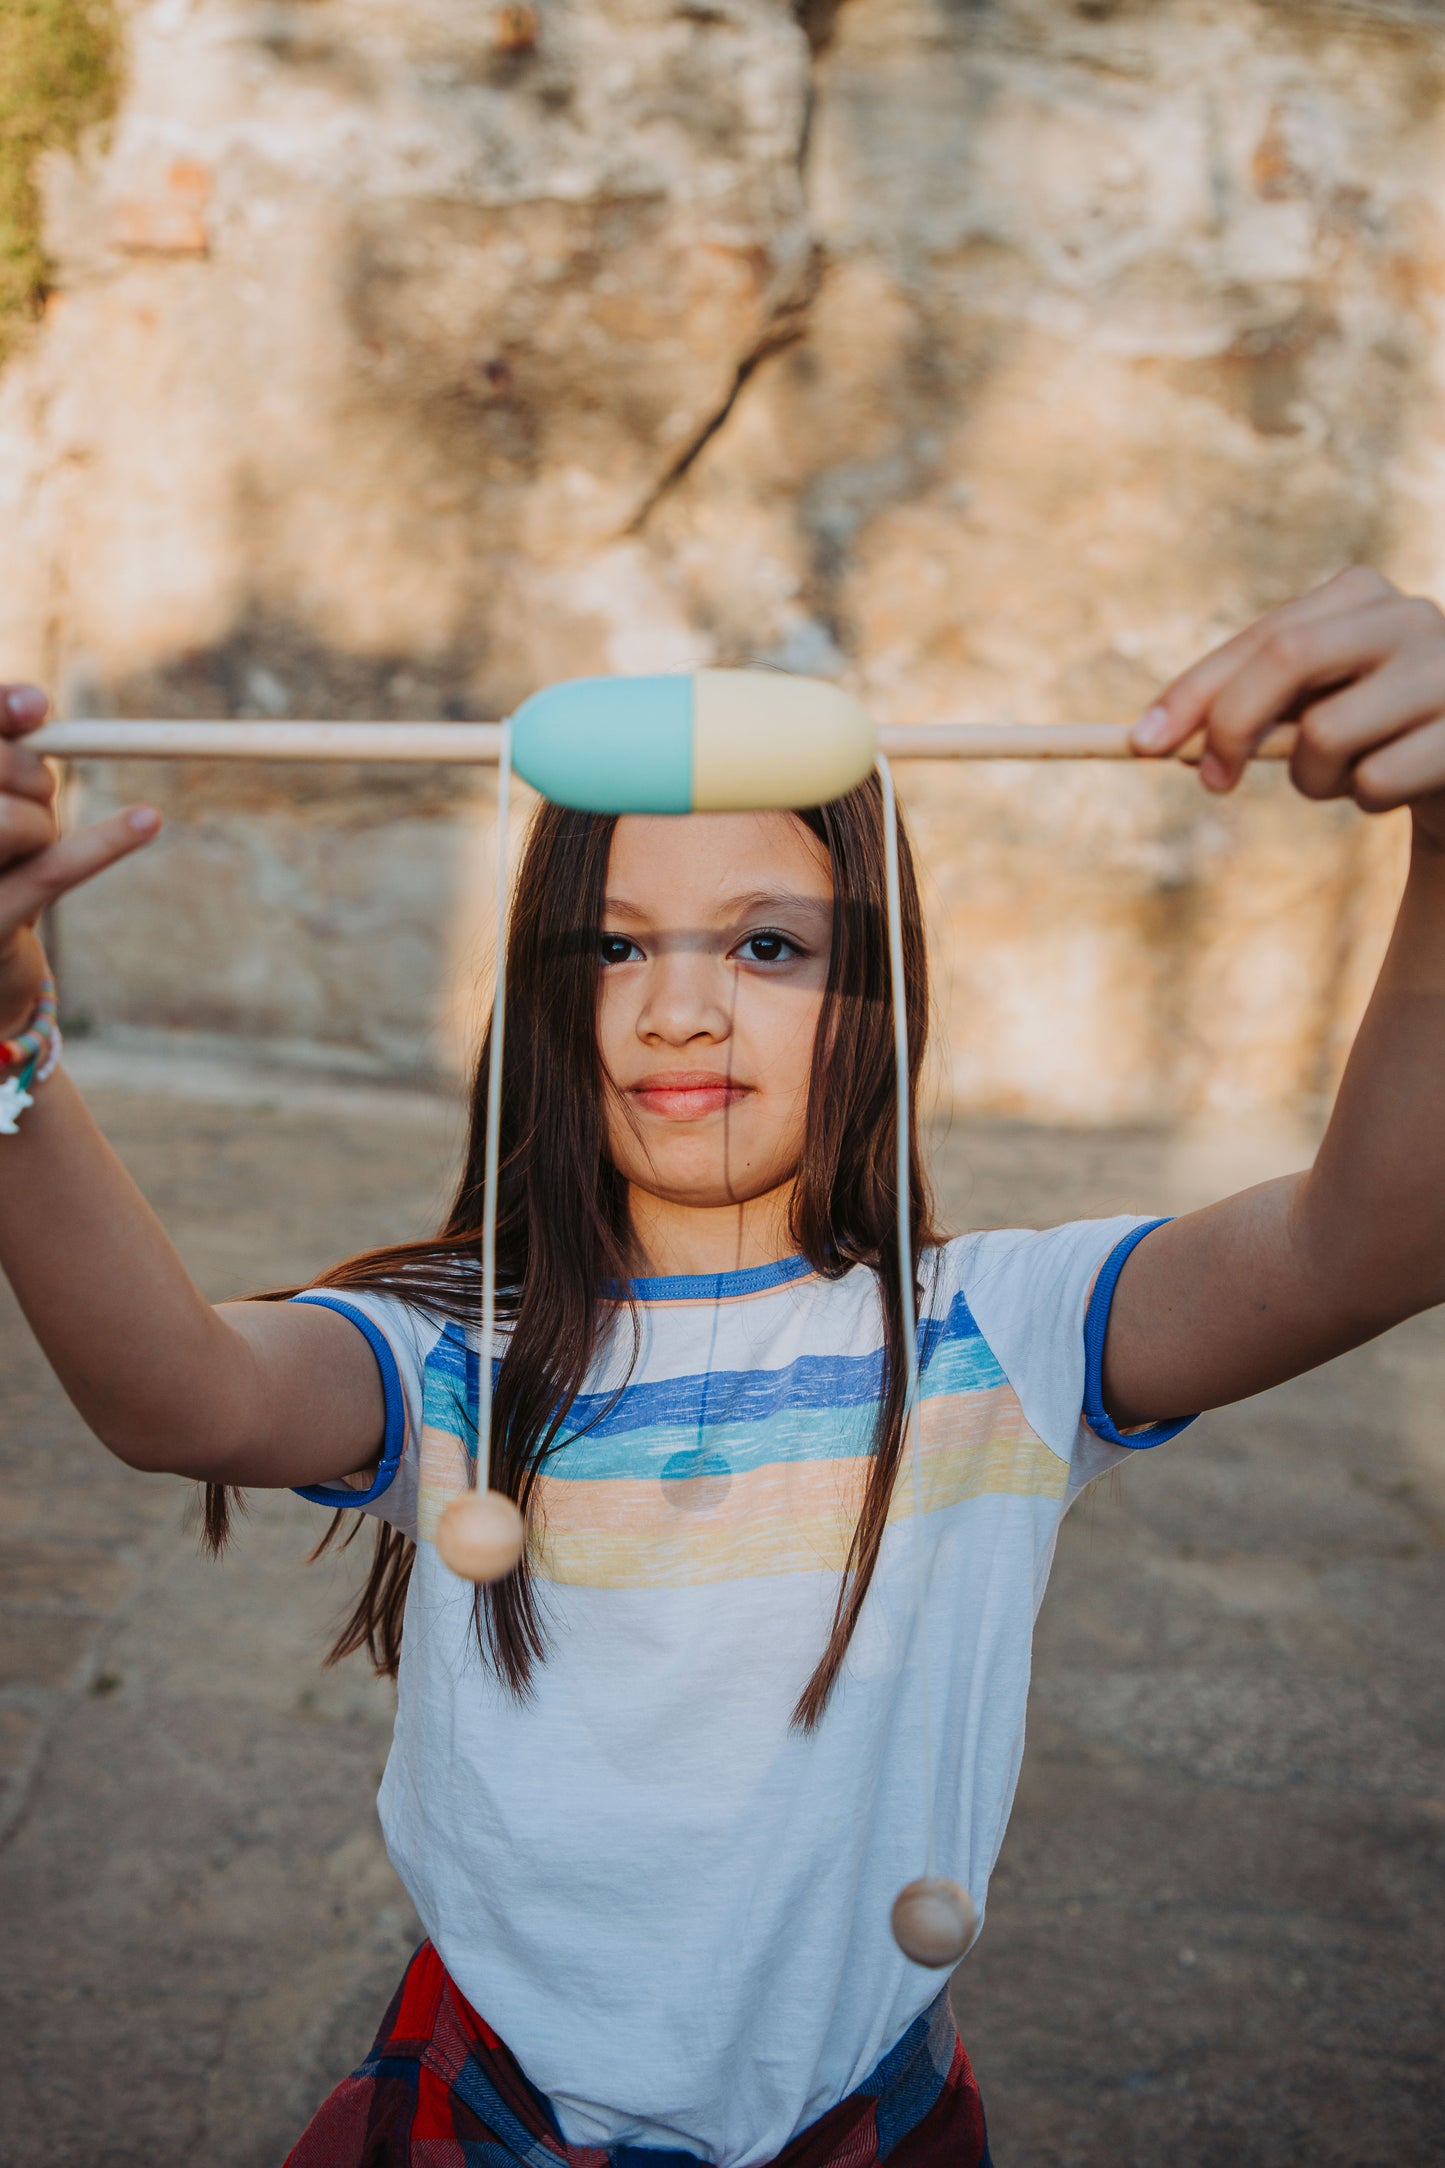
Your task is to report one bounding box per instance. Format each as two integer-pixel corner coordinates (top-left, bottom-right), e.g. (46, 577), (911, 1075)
(0, 970), (61, 1130)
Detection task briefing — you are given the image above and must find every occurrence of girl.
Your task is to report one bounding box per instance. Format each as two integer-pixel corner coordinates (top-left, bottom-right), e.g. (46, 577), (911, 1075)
(1, 565), (1443, 2166)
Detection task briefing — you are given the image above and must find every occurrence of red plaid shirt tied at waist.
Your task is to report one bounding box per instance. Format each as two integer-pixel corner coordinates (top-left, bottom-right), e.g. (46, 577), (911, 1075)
(285, 1941), (992, 2168)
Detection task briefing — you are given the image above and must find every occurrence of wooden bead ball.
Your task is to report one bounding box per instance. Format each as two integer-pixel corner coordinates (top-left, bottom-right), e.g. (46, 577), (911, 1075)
(435, 1490), (526, 1583)
(890, 1876), (977, 1967)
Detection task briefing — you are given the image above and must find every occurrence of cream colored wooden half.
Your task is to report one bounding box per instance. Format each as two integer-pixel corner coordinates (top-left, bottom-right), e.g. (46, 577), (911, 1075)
(691, 670), (877, 809)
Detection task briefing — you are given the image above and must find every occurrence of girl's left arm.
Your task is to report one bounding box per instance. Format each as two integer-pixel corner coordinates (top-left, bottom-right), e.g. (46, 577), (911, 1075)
(1103, 565), (1445, 1425)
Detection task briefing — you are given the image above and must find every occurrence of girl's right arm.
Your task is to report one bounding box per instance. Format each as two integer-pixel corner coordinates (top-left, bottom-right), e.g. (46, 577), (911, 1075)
(0, 688), (388, 1490)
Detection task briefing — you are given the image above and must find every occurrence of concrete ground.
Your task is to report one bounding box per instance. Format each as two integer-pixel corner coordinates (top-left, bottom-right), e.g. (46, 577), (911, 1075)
(0, 1049), (1441, 2167)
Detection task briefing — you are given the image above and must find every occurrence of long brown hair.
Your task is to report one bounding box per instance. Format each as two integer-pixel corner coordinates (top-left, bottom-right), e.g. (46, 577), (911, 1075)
(204, 774), (935, 1728)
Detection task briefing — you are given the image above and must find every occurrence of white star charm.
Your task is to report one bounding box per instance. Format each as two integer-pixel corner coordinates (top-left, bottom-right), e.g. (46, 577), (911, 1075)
(0, 1075), (34, 1134)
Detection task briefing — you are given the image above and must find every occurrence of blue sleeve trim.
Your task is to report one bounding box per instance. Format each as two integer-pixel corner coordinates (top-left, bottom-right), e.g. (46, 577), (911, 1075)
(1082, 1219), (1198, 1451)
(287, 1293), (407, 1507)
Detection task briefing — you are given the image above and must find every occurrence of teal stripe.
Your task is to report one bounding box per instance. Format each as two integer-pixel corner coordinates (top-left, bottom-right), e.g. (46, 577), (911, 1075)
(546, 1403), (882, 1481)
(543, 1374), (1006, 1484)
(416, 1318), (1007, 1472)
(923, 1332), (1006, 1399)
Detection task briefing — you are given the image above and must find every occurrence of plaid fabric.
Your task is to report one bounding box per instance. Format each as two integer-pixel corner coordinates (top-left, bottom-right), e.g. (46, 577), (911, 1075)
(285, 1942), (991, 2168)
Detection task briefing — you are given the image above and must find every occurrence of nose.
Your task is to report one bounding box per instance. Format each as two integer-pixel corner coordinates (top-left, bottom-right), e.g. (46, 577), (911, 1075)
(635, 940), (734, 1048)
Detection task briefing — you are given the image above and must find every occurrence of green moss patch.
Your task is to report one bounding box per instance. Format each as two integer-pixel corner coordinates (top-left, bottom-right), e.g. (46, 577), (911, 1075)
(0, 0), (122, 360)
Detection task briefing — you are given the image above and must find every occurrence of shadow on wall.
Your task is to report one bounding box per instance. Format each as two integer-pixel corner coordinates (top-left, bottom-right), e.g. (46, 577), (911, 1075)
(50, 607), (1411, 1132)
(53, 620), (512, 1084)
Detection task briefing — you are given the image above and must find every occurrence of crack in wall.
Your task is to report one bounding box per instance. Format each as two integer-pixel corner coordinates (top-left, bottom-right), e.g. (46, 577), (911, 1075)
(623, 307), (813, 535)
(626, 4), (842, 537)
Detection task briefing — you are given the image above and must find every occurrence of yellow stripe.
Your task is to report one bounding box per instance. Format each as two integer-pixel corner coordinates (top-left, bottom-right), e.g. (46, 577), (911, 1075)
(417, 1389), (1068, 1581)
(530, 1388), (1066, 1590)
(418, 1422), (470, 1544)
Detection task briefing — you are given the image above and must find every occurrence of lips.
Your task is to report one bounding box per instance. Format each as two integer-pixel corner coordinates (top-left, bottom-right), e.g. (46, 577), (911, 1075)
(629, 1071), (750, 1121)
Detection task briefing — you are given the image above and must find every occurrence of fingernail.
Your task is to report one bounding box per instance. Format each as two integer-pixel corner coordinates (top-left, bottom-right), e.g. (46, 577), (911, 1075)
(1199, 752), (1230, 792)
(127, 806), (161, 834)
(3, 685), (48, 724)
(1131, 704), (1172, 752)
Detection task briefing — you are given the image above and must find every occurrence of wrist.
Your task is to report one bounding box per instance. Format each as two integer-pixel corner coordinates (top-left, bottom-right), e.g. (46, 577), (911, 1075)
(0, 934), (48, 1043)
(0, 999), (40, 1043)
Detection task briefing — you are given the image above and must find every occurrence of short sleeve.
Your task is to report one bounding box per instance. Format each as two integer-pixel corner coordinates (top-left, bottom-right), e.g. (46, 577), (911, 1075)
(943, 1216), (1197, 1495)
(288, 1288), (435, 1537)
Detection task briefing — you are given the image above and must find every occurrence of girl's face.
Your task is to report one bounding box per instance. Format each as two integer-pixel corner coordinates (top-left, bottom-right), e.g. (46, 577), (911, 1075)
(597, 812), (833, 1219)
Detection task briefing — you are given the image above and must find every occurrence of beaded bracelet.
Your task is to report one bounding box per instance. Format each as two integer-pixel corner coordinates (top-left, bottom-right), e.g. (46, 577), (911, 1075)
(0, 967), (58, 1071)
(0, 969), (62, 1134)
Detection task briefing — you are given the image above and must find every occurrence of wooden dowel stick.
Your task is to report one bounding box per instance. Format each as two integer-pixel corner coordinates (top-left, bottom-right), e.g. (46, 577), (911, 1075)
(26, 718), (1296, 765)
(880, 724), (1294, 762)
(28, 719), (506, 764)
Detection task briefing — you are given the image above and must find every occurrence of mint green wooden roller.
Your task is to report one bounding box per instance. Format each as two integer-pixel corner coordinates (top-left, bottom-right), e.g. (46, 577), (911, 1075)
(509, 670), (876, 812)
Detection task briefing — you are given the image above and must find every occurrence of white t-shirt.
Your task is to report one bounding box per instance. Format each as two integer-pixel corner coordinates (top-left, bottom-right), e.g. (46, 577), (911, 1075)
(293, 1217), (1191, 2167)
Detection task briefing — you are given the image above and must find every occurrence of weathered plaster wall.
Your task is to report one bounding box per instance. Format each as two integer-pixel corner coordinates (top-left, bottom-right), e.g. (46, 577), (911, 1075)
(1, 0), (1440, 1116)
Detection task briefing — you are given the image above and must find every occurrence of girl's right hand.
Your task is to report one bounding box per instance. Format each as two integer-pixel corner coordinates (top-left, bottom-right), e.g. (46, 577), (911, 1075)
(0, 684), (162, 1035)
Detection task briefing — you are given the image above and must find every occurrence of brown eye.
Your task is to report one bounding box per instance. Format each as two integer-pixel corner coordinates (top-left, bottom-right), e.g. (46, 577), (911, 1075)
(736, 931), (799, 965)
(599, 935), (641, 966)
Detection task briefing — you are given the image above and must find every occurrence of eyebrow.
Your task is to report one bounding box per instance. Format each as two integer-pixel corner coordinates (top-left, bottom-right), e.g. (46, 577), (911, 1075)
(602, 890), (833, 924)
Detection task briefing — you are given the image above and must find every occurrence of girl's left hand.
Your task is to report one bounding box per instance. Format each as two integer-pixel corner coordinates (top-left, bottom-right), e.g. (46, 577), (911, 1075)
(1130, 566), (1445, 842)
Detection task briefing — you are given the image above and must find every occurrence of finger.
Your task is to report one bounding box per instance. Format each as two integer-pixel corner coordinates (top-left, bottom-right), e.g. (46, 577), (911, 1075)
(0, 805), (160, 933)
(1199, 594), (1443, 791)
(0, 793), (58, 870)
(1351, 715), (1445, 814)
(0, 685), (50, 738)
(0, 735), (59, 808)
(1130, 566), (1397, 755)
(1289, 645), (1445, 801)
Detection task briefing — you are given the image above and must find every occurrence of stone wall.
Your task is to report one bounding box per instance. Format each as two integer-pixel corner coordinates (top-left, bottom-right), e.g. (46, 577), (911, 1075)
(1, 0), (1441, 1118)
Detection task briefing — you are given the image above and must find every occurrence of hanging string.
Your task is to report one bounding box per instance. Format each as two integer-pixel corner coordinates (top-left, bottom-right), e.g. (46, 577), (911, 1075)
(693, 969), (743, 1477)
(477, 720), (513, 1494)
(877, 752), (936, 1879)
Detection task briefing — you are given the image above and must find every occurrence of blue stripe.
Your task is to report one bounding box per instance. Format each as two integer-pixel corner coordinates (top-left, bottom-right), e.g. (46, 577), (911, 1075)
(869, 1988), (956, 2155)
(1082, 1220), (1197, 1450)
(446, 2048), (568, 2166)
(288, 1294), (407, 1507)
(421, 1321), (479, 1436)
(616, 1253), (817, 1302)
(569, 1322), (997, 1436)
(414, 1294), (1003, 1475)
